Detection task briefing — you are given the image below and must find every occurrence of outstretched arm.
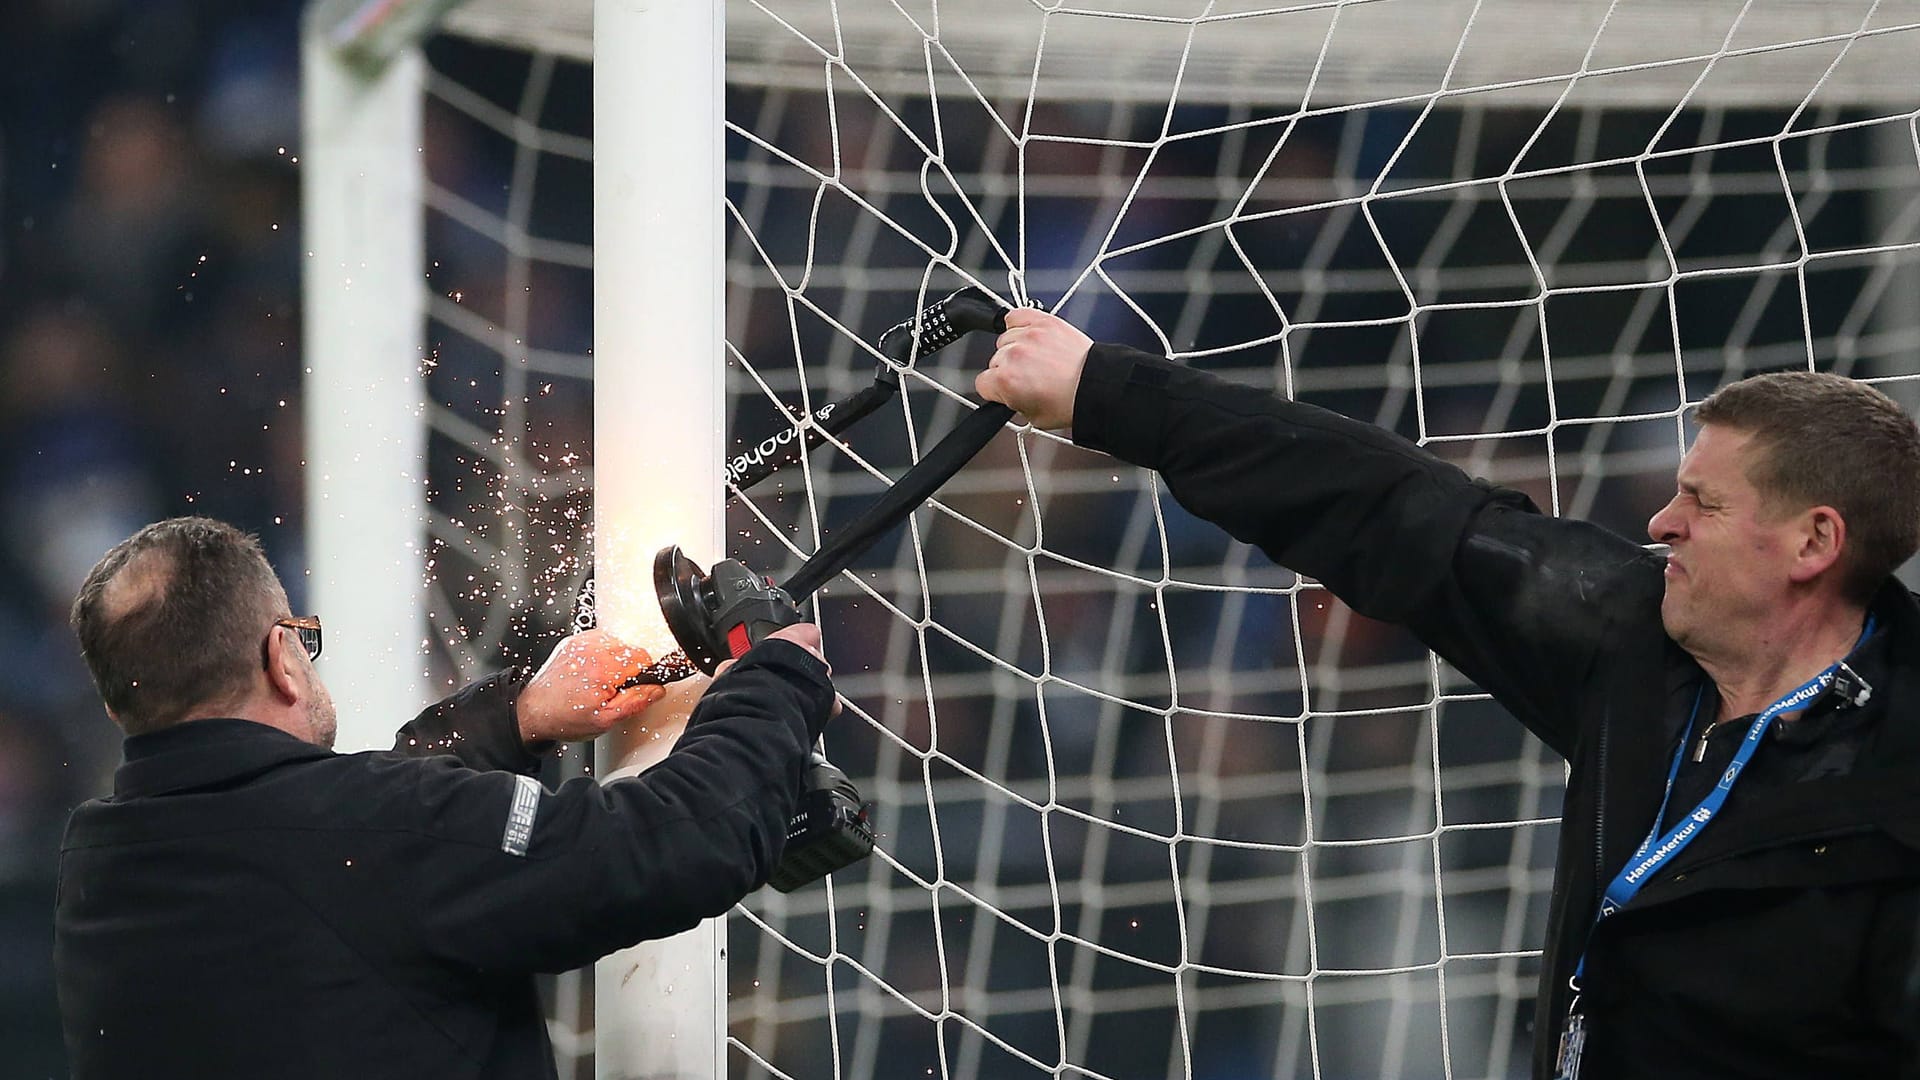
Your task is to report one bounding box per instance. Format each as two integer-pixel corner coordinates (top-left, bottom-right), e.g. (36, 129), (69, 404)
(978, 310), (1660, 755)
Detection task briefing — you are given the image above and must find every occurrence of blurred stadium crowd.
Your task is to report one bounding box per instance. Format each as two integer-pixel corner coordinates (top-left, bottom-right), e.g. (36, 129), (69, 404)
(0, 1), (307, 1071)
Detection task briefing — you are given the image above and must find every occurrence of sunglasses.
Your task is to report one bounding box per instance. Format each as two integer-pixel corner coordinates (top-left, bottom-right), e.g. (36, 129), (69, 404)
(273, 615), (323, 662)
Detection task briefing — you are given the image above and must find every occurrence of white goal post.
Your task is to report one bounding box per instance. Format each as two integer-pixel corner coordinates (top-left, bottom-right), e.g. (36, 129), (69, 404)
(302, 2), (1920, 1078)
(304, 0), (728, 1075)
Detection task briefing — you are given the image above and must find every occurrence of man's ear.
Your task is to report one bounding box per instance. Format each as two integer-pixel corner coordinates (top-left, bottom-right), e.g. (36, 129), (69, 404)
(1788, 505), (1846, 585)
(263, 624), (306, 706)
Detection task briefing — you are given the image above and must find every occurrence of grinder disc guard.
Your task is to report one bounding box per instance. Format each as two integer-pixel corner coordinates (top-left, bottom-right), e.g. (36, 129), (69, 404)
(654, 544), (726, 674)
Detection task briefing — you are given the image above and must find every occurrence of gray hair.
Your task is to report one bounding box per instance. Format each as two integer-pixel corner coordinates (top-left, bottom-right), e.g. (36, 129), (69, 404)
(70, 517), (289, 734)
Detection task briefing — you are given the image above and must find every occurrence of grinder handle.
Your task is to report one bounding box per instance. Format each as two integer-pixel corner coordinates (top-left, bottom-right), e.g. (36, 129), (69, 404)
(704, 559), (807, 664)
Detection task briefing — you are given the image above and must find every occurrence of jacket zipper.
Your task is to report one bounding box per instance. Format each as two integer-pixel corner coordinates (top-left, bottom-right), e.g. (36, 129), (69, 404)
(1593, 711), (1609, 913)
(1691, 709), (1740, 763)
(1579, 704), (1609, 1026)
(1691, 721), (1714, 763)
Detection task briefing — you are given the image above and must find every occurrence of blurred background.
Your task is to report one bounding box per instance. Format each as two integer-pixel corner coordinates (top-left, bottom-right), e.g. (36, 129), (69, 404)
(0, 2), (305, 1073)
(5, 1), (1917, 1076)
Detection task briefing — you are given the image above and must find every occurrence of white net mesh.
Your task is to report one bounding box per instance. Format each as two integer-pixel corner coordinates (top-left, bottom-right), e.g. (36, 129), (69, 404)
(401, 2), (1920, 1076)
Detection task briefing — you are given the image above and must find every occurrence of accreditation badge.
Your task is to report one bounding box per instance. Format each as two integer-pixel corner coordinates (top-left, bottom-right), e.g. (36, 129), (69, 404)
(1553, 1011), (1587, 1080)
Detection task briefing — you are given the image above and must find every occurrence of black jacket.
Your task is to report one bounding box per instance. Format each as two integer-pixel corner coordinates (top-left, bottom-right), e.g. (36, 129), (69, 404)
(1073, 343), (1920, 1079)
(55, 639), (836, 1080)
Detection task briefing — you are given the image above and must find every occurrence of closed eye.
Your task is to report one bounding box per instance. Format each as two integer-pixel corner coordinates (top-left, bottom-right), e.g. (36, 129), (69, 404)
(1676, 483), (1719, 513)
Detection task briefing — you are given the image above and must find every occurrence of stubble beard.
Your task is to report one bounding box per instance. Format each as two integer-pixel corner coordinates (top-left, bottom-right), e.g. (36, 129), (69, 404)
(1661, 582), (1698, 651)
(305, 670), (340, 749)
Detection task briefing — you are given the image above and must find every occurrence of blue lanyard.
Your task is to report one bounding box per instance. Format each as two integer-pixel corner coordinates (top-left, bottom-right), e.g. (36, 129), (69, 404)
(1571, 617), (1875, 988)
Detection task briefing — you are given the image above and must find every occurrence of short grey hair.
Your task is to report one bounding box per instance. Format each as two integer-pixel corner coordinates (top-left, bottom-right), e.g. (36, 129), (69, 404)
(70, 518), (289, 734)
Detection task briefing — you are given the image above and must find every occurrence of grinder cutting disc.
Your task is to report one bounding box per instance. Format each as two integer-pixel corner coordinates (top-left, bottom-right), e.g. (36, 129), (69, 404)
(654, 544), (726, 673)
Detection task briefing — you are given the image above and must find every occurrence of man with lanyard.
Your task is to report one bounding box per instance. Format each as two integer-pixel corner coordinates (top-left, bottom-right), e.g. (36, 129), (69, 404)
(975, 306), (1920, 1077)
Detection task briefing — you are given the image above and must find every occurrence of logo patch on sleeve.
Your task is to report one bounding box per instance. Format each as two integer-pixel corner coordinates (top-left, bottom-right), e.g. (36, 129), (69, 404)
(501, 774), (541, 857)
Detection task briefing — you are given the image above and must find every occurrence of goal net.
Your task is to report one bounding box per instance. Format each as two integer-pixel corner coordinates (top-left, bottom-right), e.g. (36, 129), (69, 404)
(308, 1), (1920, 1077)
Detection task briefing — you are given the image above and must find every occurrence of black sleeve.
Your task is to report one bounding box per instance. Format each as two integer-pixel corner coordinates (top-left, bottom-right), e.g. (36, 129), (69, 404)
(1072, 343), (1661, 756)
(390, 638), (836, 974)
(388, 667), (549, 775)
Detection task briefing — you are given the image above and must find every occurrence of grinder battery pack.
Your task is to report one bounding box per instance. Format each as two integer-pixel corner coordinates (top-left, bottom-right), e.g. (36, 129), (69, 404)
(654, 545), (875, 892)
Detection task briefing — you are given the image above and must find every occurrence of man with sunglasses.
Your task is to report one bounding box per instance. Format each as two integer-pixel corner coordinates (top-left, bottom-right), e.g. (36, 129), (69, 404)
(54, 516), (838, 1079)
